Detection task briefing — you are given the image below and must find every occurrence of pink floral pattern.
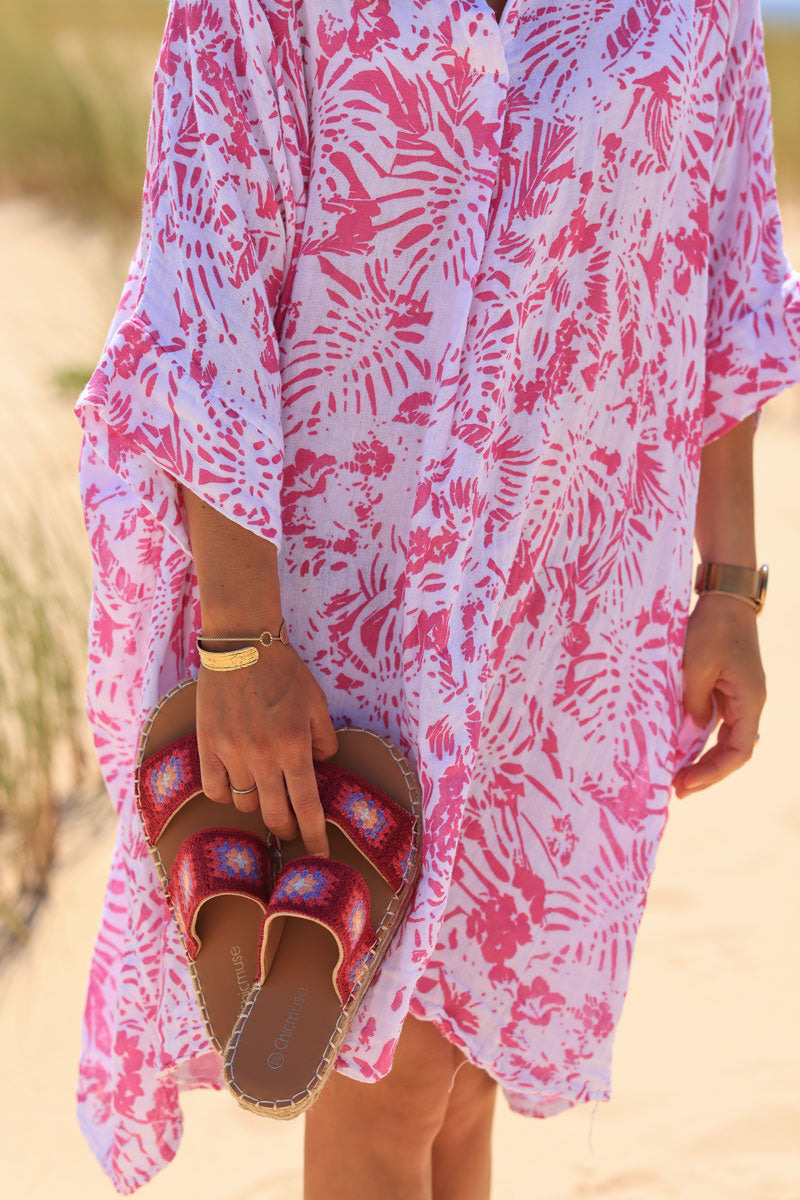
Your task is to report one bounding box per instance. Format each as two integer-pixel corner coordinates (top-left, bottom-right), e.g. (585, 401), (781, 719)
(74, 0), (800, 1192)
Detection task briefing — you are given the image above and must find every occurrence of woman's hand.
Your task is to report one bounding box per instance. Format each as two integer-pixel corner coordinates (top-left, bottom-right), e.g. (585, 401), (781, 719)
(179, 483), (339, 855)
(677, 409), (765, 799)
(672, 591), (766, 798)
(197, 642), (339, 855)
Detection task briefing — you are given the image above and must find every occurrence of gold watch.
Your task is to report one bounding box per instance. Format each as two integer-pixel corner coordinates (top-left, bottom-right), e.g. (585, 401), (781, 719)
(694, 562), (768, 615)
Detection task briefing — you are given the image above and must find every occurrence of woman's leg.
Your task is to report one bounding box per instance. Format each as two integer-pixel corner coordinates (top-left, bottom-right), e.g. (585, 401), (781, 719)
(431, 1058), (498, 1200)
(303, 1014), (492, 1200)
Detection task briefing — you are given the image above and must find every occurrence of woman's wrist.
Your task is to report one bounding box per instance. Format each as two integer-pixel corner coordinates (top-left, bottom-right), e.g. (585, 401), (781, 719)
(199, 590), (285, 637)
(199, 587), (284, 639)
(693, 589), (759, 616)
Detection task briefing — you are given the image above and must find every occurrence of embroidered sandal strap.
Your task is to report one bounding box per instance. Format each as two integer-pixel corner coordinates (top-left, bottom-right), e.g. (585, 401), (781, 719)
(258, 857), (377, 1005)
(170, 828), (272, 960)
(137, 732), (203, 845)
(314, 760), (415, 894)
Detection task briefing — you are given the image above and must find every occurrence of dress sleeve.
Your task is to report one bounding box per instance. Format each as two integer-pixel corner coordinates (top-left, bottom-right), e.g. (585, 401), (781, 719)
(701, 0), (800, 447)
(74, 0), (298, 554)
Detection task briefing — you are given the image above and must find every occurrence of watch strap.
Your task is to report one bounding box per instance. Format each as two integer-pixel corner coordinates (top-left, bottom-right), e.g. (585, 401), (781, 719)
(694, 562), (768, 614)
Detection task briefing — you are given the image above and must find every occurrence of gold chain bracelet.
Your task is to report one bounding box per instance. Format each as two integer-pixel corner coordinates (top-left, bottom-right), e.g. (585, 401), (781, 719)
(196, 618), (290, 672)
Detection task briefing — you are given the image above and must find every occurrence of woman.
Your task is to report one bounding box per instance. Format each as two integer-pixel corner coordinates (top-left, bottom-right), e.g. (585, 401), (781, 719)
(74, 0), (798, 1196)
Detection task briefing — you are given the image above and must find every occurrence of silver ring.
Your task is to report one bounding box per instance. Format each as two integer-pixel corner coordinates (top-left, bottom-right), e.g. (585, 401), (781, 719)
(754, 733), (761, 743)
(229, 782), (258, 796)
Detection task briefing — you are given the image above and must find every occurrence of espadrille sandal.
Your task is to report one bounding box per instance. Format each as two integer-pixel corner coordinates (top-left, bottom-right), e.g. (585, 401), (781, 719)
(135, 677), (278, 1053)
(223, 723), (423, 1118)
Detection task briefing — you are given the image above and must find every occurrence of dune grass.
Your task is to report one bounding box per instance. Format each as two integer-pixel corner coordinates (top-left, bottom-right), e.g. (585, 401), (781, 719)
(764, 23), (800, 201)
(52, 365), (94, 396)
(0, 0), (166, 227)
(0, 511), (94, 946)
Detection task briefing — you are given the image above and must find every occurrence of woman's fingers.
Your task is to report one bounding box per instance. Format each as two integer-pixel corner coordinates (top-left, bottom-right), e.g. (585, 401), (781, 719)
(283, 765), (329, 857)
(226, 769), (261, 813)
(200, 745), (260, 811)
(206, 736), (328, 851)
(199, 744), (233, 805)
(310, 697), (339, 762)
(680, 670), (717, 728)
(674, 678), (765, 796)
(676, 716), (758, 794)
(280, 727), (329, 856)
(195, 650), (336, 851)
(247, 727), (329, 854)
(674, 594), (766, 798)
(246, 748), (297, 842)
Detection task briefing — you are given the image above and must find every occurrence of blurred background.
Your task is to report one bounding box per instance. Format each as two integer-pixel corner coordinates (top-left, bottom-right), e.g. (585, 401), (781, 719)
(0, 1), (798, 1197)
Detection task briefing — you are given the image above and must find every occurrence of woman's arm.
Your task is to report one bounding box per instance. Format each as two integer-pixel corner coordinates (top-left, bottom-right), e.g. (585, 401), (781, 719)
(672, 413), (766, 797)
(182, 485), (337, 854)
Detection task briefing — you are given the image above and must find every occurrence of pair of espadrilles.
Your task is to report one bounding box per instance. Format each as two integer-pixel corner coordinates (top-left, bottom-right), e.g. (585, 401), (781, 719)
(134, 677), (423, 1118)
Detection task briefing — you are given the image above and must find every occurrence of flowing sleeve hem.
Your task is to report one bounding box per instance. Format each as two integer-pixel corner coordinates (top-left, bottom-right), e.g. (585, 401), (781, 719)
(701, 265), (800, 446)
(75, 312), (285, 558)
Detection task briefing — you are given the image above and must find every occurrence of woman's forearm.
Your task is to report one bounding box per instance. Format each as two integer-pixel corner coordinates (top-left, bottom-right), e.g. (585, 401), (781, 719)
(180, 483), (335, 854)
(181, 485), (284, 633)
(694, 413), (757, 568)
(675, 410), (765, 795)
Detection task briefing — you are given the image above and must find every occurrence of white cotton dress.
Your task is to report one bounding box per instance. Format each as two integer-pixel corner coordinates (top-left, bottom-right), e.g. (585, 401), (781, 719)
(74, 0), (800, 1191)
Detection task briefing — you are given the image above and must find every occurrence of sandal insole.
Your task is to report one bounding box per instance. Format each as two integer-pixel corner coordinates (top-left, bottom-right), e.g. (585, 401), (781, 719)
(228, 726), (419, 1107)
(141, 679), (274, 1047)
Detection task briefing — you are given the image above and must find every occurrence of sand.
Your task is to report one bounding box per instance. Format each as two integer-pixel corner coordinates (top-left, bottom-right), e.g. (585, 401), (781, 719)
(0, 198), (798, 1199)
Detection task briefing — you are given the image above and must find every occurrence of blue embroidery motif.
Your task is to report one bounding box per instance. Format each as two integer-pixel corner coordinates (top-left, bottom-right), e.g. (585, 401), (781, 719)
(342, 785), (389, 844)
(394, 841), (413, 882)
(212, 839), (260, 882)
(274, 863), (334, 906)
(345, 894), (367, 941)
(153, 751), (188, 806)
(344, 947), (372, 994)
(179, 859), (194, 908)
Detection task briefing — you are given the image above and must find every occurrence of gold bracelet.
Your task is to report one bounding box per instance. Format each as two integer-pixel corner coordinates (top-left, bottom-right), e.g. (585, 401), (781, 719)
(199, 618), (289, 647)
(197, 619), (290, 672)
(197, 644), (260, 672)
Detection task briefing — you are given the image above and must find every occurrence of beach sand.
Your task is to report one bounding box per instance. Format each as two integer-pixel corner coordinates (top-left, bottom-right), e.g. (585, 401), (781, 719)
(0, 199), (798, 1199)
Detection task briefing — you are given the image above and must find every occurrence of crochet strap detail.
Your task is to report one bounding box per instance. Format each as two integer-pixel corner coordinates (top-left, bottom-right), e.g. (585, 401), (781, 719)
(170, 828), (272, 959)
(137, 732), (203, 845)
(314, 759), (415, 893)
(258, 857), (377, 1004)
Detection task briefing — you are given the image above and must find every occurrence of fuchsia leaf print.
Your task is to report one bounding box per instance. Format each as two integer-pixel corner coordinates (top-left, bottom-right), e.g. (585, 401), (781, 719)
(74, 0), (800, 1192)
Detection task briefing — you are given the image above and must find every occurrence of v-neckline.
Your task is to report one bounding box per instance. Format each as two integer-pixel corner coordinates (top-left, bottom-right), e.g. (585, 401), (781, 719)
(483, 0), (510, 29)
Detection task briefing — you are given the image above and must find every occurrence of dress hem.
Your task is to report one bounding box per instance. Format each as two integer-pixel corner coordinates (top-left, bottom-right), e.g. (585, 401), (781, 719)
(398, 998), (614, 1121)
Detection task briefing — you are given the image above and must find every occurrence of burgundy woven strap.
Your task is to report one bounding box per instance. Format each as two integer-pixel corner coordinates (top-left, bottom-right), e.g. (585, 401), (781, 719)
(257, 857), (377, 1004)
(137, 732), (202, 845)
(314, 759), (415, 894)
(170, 828), (272, 959)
